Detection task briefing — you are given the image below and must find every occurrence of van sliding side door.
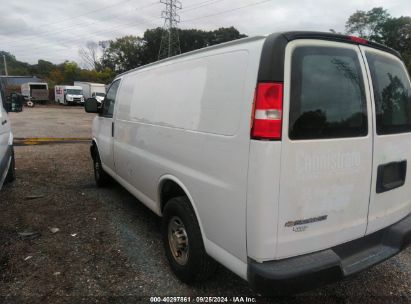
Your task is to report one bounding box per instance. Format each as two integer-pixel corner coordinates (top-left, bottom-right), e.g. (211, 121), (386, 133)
(360, 46), (411, 234)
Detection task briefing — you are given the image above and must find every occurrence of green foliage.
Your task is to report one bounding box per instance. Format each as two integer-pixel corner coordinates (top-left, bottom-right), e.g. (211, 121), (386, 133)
(379, 17), (411, 60)
(101, 35), (146, 73)
(103, 27), (247, 74)
(346, 8), (411, 73)
(0, 51), (31, 76)
(1, 26), (246, 87)
(346, 7), (390, 41)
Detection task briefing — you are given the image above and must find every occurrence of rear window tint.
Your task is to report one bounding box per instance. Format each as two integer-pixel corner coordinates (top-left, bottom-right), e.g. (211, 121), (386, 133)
(289, 46), (368, 140)
(366, 52), (411, 135)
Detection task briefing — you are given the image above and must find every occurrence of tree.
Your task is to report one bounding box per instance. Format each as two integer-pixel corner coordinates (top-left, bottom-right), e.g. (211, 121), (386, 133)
(346, 8), (411, 72)
(34, 60), (55, 78)
(101, 36), (146, 74)
(346, 7), (390, 42)
(208, 27), (247, 45)
(79, 41), (102, 71)
(101, 27), (247, 74)
(63, 61), (80, 84)
(48, 69), (64, 85)
(0, 51), (31, 76)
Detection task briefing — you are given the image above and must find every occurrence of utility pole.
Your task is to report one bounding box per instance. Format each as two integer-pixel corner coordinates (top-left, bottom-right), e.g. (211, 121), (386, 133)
(158, 0), (182, 60)
(3, 55), (8, 77)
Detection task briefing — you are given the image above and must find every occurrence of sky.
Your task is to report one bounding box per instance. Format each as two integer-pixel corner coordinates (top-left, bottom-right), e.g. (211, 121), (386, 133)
(0, 0), (410, 66)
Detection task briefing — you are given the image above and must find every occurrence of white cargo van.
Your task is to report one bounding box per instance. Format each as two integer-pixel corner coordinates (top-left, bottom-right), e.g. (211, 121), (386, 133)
(55, 85), (84, 105)
(85, 32), (411, 294)
(0, 95), (15, 190)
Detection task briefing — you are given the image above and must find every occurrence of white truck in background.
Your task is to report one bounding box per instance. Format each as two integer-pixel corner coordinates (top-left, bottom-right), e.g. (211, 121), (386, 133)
(21, 82), (49, 106)
(55, 85), (84, 105)
(74, 82), (106, 104)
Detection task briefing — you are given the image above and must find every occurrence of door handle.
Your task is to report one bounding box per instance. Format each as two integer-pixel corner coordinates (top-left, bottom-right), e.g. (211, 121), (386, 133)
(111, 122), (114, 137)
(1, 120), (7, 125)
(376, 160), (407, 193)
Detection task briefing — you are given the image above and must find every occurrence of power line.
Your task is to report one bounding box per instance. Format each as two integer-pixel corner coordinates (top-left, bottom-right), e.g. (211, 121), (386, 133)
(0, 2), (159, 48)
(9, 17), (158, 55)
(158, 0), (182, 59)
(5, 0), (266, 62)
(3, 0), (139, 37)
(182, 0), (272, 23)
(2, 0), (224, 51)
(181, 0), (227, 13)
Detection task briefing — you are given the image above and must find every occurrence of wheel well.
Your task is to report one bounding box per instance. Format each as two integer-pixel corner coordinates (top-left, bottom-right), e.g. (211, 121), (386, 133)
(160, 180), (187, 212)
(90, 141), (97, 160)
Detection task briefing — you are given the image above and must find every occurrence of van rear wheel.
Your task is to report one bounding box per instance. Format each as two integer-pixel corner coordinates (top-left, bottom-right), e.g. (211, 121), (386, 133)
(162, 196), (217, 283)
(93, 150), (110, 187)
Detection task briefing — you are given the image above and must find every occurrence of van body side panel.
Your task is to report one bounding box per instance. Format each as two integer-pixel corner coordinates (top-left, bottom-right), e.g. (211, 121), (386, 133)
(276, 40), (374, 259)
(113, 39), (265, 265)
(0, 103), (11, 189)
(361, 46), (411, 234)
(246, 141), (282, 262)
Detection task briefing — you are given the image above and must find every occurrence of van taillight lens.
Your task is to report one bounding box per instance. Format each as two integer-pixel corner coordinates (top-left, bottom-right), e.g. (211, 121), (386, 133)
(251, 82), (283, 140)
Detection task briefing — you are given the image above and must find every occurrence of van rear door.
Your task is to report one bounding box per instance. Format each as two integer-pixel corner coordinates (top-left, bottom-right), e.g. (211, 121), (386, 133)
(276, 39), (373, 259)
(361, 46), (411, 234)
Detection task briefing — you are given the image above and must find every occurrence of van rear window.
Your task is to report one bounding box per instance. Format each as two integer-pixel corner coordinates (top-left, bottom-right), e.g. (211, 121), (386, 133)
(289, 46), (368, 140)
(366, 52), (411, 135)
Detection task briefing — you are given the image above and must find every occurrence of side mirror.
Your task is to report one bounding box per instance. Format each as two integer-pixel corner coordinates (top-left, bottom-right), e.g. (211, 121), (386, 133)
(85, 98), (99, 113)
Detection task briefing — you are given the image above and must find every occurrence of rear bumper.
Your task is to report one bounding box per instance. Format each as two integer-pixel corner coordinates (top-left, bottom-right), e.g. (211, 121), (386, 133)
(248, 213), (411, 295)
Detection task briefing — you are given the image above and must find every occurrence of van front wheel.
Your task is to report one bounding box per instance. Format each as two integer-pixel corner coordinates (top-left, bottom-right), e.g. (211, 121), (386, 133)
(92, 150), (110, 187)
(5, 147), (15, 183)
(162, 196), (217, 283)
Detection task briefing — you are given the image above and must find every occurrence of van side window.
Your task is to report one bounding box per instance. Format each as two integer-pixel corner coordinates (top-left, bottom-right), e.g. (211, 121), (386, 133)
(289, 47), (368, 140)
(101, 80), (120, 118)
(366, 53), (411, 135)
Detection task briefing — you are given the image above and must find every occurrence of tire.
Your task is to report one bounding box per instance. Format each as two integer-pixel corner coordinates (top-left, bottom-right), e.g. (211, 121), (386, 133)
(5, 147), (15, 183)
(92, 148), (110, 187)
(162, 196), (217, 283)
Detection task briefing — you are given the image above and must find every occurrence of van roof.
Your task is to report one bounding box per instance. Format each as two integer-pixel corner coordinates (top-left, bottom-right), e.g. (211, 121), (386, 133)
(117, 35), (266, 78)
(117, 31), (401, 79)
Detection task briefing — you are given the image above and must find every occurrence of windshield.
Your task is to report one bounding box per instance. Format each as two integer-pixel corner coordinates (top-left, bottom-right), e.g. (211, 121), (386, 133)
(67, 89), (83, 95)
(94, 92), (106, 97)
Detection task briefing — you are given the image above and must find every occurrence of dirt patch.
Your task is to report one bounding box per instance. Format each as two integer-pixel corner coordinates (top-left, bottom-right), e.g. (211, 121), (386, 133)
(0, 143), (410, 303)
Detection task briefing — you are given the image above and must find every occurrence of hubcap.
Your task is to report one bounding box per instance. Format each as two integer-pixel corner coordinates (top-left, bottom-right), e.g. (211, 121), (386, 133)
(168, 216), (189, 265)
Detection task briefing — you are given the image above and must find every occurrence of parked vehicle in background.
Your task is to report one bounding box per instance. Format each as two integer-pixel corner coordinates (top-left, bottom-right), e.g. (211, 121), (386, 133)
(5, 93), (24, 112)
(55, 85), (84, 105)
(74, 82), (106, 104)
(91, 92), (106, 104)
(0, 94), (16, 191)
(85, 31), (411, 295)
(21, 82), (49, 106)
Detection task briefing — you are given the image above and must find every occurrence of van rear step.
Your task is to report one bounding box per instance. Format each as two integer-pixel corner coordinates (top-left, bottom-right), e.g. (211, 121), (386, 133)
(248, 213), (411, 295)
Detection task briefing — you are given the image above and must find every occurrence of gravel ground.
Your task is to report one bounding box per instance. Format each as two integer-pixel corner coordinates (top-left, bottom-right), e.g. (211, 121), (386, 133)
(9, 105), (94, 139)
(0, 106), (410, 303)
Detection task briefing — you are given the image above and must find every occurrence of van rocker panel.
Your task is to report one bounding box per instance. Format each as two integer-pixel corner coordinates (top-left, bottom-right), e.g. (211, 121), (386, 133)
(248, 213), (411, 294)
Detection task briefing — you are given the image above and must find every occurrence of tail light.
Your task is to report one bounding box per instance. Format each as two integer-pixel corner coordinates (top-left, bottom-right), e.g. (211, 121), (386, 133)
(251, 82), (283, 140)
